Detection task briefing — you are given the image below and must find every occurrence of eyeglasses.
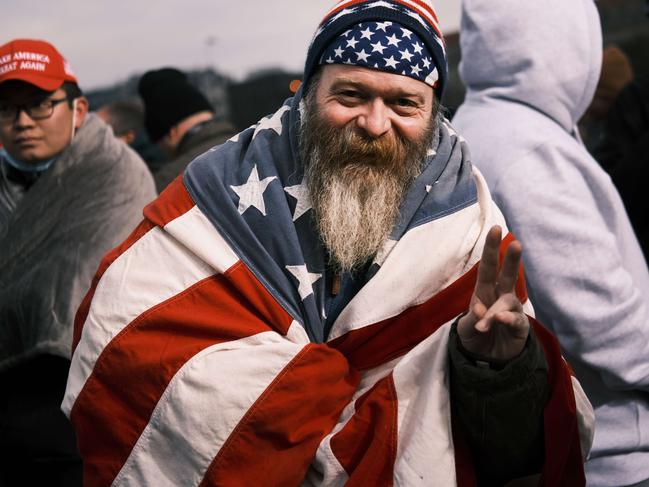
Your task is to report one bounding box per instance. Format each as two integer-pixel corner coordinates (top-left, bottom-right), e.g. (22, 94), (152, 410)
(0, 97), (69, 123)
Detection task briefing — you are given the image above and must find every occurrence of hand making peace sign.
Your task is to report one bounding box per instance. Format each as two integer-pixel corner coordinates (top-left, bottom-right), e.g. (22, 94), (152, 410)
(457, 225), (530, 361)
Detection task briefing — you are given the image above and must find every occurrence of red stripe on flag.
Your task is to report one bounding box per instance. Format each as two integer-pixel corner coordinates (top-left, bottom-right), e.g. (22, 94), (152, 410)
(329, 234), (527, 371)
(72, 218), (154, 351)
(71, 262), (295, 487)
(200, 344), (360, 486)
(329, 374), (398, 486)
(408, 0), (438, 22)
(329, 263), (476, 370)
(533, 318), (586, 486)
(324, 0), (371, 22)
(393, 0), (442, 36)
(143, 175), (195, 228)
(72, 177), (196, 352)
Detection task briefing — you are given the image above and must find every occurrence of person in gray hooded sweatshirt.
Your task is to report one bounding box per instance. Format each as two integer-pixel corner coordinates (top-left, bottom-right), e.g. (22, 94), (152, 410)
(453, 1), (649, 486)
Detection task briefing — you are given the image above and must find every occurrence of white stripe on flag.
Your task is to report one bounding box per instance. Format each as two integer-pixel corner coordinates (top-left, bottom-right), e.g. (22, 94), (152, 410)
(164, 205), (239, 273)
(572, 375), (595, 460)
(113, 327), (307, 487)
(392, 321), (456, 485)
(62, 207), (239, 416)
(327, 199), (491, 340)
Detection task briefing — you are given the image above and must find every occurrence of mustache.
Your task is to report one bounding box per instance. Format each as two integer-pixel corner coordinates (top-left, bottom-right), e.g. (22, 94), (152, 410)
(328, 127), (405, 165)
(301, 114), (413, 175)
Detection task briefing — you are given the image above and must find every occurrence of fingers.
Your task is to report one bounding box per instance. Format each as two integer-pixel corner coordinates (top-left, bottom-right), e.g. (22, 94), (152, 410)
(456, 300), (488, 340)
(497, 239), (522, 295)
(476, 225), (502, 290)
(474, 293), (525, 333)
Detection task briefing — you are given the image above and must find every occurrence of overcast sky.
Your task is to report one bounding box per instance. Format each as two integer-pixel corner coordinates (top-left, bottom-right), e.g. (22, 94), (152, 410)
(4, 0), (461, 90)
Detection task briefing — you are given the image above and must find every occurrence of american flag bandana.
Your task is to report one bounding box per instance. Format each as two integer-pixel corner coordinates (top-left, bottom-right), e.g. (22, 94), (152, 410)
(303, 0), (448, 97)
(319, 21), (439, 87)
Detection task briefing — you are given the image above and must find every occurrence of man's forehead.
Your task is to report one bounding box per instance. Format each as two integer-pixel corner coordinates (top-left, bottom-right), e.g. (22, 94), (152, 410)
(322, 64), (433, 97)
(0, 80), (55, 102)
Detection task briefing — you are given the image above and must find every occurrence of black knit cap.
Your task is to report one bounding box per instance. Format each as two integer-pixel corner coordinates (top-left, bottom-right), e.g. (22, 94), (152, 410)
(138, 67), (213, 142)
(302, 0), (448, 99)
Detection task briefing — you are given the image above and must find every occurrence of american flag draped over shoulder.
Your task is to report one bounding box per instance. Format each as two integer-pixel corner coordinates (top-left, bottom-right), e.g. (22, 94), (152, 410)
(63, 90), (593, 486)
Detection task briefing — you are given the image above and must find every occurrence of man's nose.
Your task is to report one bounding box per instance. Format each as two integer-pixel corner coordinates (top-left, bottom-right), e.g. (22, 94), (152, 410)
(14, 109), (36, 128)
(356, 99), (391, 139)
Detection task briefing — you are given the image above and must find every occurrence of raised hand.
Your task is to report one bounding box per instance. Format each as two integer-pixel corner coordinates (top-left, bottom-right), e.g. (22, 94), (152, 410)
(457, 225), (530, 361)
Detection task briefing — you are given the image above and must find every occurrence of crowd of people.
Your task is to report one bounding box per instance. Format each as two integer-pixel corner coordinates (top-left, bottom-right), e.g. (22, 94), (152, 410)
(0, 0), (647, 486)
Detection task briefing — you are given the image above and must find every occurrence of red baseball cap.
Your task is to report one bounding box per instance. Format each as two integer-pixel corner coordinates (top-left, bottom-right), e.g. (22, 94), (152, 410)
(0, 39), (78, 91)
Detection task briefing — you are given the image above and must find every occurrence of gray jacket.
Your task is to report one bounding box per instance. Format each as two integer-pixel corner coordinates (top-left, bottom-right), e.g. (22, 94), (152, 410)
(452, 1), (649, 485)
(0, 114), (156, 371)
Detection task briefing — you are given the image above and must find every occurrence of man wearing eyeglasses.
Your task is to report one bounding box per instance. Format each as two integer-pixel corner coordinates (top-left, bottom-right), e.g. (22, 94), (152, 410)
(0, 39), (156, 485)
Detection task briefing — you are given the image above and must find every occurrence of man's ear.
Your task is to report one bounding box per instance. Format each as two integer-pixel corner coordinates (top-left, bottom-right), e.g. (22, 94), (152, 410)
(121, 129), (136, 146)
(74, 96), (89, 129)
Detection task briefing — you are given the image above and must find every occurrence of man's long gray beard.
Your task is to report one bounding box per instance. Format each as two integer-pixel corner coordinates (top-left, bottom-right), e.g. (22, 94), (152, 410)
(306, 157), (410, 273)
(300, 90), (438, 273)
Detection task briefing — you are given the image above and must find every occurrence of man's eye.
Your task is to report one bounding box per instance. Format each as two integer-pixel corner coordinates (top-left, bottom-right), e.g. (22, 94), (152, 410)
(339, 90), (361, 99)
(36, 99), (53, 110)
(396, 99), (416, 107)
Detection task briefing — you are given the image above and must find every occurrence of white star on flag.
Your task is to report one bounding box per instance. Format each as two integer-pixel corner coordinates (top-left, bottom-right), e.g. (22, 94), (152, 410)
(400, 48), (414, 62)
(386, 33), (400, 47)
(334, 46), (345, 58)
(384, 56), (399, 69)
(284, 179), (312, 221)
(375, 21), (392, 31)
(286, 265), (322, 300)
(253, 105), (290, 139)
(346, 37), (359, 49)
(360, 27), (373, 40)
(371, 41), (386, 54)
(356, 49), (371, 62)
(230, 165), (277, 216)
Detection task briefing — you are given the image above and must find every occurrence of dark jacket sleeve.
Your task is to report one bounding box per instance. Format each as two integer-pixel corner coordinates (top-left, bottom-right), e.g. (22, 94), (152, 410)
(448, 321), (549, 486)
(594, 77), (649, 261)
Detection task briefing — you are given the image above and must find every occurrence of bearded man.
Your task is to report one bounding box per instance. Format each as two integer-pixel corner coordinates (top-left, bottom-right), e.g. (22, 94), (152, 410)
(64, 2), (594, 485)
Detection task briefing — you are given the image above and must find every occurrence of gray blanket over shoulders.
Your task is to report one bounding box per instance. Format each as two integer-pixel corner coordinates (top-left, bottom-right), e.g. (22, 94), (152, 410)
(0, 114), (156, 371)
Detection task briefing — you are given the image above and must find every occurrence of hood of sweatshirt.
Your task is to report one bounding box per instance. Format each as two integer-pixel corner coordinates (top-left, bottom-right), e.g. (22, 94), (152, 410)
(458, 0), (603, 132)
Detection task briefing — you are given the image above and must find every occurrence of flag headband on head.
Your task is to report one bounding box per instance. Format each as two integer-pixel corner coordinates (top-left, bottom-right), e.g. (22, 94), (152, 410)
(319, 21), (439, 87)
(302, 0), (447, 97)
